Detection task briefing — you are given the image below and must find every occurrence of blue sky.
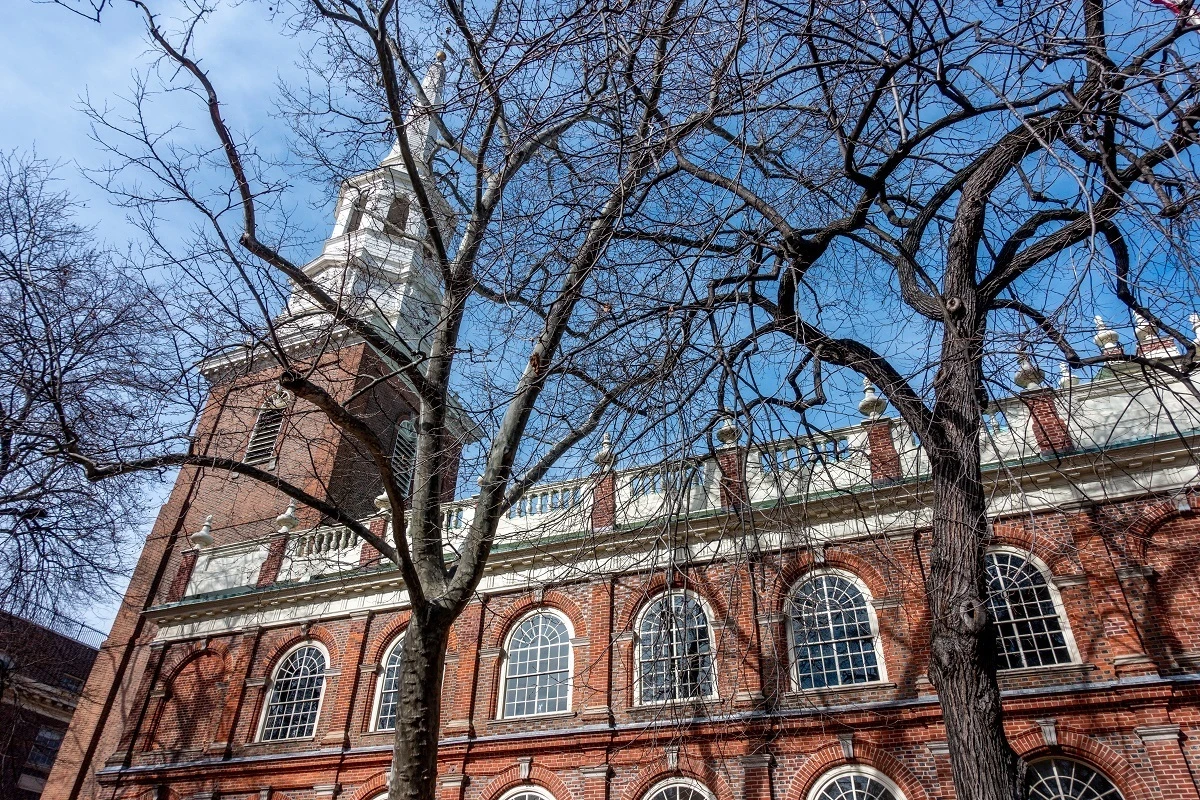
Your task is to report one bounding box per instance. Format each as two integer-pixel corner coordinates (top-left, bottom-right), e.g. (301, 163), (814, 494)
(2, 0), (331, 632)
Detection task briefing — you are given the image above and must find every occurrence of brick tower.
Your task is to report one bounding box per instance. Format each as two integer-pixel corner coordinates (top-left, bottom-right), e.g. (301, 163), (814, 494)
(41, 57), (454, 800)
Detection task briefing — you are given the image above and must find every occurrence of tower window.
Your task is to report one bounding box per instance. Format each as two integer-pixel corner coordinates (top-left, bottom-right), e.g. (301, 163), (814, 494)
(344, 192), (369, 234)
(245, 404), (286, 466)
(391, 419), (417, 498)
(384, 196), (410, 236)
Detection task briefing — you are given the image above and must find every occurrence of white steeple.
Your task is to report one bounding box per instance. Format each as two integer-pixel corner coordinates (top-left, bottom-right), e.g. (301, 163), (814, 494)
(382, 51), (447, 172)
(285, 53), (453, 355)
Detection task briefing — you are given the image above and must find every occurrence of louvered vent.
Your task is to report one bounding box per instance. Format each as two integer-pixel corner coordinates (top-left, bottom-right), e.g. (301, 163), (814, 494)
(245, 406), (285, 465)
(391, 419), (417, 498)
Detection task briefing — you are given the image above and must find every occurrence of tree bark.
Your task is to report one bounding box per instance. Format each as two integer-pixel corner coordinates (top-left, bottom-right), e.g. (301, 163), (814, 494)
(390, 605), (452, 800)
(926, 307), (1022, 800)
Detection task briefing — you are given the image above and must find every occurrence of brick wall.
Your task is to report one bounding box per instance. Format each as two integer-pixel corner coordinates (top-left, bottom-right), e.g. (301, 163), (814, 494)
(62, 491), (1200, 800)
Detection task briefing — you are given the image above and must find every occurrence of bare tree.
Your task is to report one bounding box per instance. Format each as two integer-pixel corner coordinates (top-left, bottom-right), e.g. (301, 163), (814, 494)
(39, 1), (771, 799)
(0, 150), (163, 614)
(616, 0), (1200, 796)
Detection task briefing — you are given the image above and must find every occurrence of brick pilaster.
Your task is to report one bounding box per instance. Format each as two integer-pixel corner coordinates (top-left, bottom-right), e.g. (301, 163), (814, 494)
(323, 612), (372, 746)
(111, 641), (170, 765)
(717, 447), (747, 510)
(861, 419), (901, 485)
(257, 534), (289, 587)
(1136, 725), (1200, 800)
(443, 600), (485, 736)
(581, 579), (614, 723)
(740, 754), (773, 800)
(211, 627), (263, 754)
(580, 765), (611, 800)
(359, 516), (387, 567)
(166, 550), (199, 602)
(1021, 388), (1073, 455)
(591, 470), (617, 531)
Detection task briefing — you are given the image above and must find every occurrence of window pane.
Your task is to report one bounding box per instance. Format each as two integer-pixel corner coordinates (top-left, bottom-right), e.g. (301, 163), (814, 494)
(986, 552), (1073, 670)
(262, 646), (326, 741)
(638, 593), (713, 703)
(503, 613), (571, 717)
(375, 640), (405, 731)
(813, 774), (896, 800)
(790, 575), (880, 689)
(1026, 759), (1123, 800)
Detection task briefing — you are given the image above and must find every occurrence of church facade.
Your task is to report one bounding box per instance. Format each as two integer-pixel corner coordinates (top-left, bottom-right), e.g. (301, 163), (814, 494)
(40, 59), (1200, 800)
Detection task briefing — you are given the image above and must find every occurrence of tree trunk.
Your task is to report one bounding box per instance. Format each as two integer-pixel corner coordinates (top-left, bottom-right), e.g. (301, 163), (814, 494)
(389, 605), (452, 800)
(927, 317), (1022, 800)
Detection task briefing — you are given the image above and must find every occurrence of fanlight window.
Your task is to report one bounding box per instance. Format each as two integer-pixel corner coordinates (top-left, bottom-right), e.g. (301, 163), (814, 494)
(637, 592), (714, 703)
(790, 573), (881, 690)
(1026, 759), (1123, 800)
(812, 773), (898, 800)
(261, 645), (326, 741)
(374, 637), (405, 731)
(501, 612), (572, 717)
(644, 781), (712, 800)
(986, 551), (1073, 669)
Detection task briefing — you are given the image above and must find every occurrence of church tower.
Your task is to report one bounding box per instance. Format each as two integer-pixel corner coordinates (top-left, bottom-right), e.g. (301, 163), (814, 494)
(41, 56), (456, 800)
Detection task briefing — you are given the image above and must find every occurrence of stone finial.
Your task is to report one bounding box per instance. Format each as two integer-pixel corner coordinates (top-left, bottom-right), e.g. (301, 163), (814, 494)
(1190, 313), (1200, 344)
(1134, 311), (1156, 343)
(592, 432), (616, 470)
(1058, 362), (1079, 389)
(716, 416), (740, 445)
(1094, 315), (1122, 353)
(190, 514), (215, 549)
(1014, 354), (1045, 390)
(275, 500), (299, 533)
(858, 377), (887, 420)
(374, 493), (392, 515)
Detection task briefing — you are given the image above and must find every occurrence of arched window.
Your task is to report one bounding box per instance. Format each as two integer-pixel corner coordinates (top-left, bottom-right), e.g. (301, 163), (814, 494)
(637, 591), (715, 703)
(384, 196), (410, 236)
(500, 610), (572, 718)
(643, 778), (713, 800)
(373, 635), (405, 731)
(1026, 759), (1123, 800)
(808, 767), (903, 800)
(500, 788), (559, 800)
(344, 191), (369, 234)
(260, 644), (327, 741)
(986, 550), (1075, 669)
(789, 572), (883, 690)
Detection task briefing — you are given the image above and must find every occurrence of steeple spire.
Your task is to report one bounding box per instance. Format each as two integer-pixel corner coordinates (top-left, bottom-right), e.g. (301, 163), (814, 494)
(382, 51), (447, 170)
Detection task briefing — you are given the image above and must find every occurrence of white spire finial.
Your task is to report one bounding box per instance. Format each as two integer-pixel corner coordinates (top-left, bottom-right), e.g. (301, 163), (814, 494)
(383, 52), (448, 169)
(1134, 310), (1156, 343)
(190, 514), (215, 549)
(717, 416), (740, 445)
(1058, 361), (1079, 388)
(1014, 353), (1045, 390)
(1094, 315), (1122, 353)
(275, 500), (299, 533)
(858, 376), (887, 420)
(1190, 313), (1200, 344)
(592, 432), (616, 470)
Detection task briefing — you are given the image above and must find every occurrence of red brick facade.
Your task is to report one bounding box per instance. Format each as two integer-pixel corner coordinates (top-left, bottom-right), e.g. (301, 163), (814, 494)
(41, 359), (1200, 800)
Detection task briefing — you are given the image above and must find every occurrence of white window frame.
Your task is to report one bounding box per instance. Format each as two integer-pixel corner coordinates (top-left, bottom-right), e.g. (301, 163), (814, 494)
(786, 568), (888, 692)
(986, 546), (1081, 669)
(633, 589), (719, 705)
(499, 786), (559, 800)
(496, 608), (575, 719)
(642, 777), (716, 800)
(1026, 758), (1124, 800)
(806, 765), (906, 800)
(256, 641), (330, 742)
(370, 632), (406, 732)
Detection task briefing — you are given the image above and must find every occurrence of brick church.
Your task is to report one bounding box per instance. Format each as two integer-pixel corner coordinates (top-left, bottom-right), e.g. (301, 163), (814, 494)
(40, 58), (1200, 800)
